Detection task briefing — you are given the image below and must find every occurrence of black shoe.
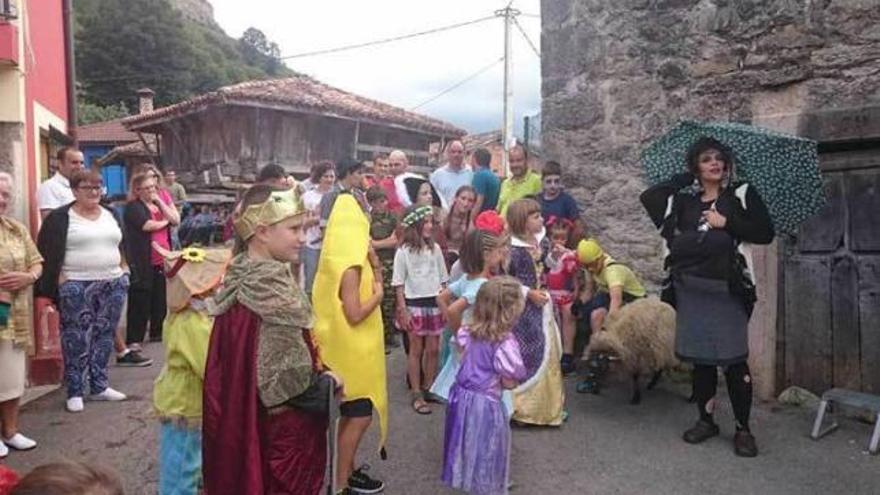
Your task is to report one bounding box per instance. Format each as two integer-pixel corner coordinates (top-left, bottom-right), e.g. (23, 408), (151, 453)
(734, 429), (758, 457)
(349, 464), (384, 494)
(560, 354), (576, 376)
(683, 419), (720, 444)
(116, 350), (153, 367)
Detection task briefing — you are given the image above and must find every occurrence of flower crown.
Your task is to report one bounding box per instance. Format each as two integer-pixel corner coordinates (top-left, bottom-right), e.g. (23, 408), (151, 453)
(233, 188), (306, 240)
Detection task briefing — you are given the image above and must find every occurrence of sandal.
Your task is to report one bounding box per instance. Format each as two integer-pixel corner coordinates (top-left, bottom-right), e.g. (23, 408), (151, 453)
(422, 391), (446, 405)
(411, 392), (432, 415)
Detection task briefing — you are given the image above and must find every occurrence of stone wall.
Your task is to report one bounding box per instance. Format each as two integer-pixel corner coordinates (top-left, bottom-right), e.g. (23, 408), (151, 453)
(541, 0), (880, 287)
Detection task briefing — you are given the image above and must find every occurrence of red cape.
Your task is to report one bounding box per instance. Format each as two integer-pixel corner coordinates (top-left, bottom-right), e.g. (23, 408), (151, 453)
(202, 303), (327, 495)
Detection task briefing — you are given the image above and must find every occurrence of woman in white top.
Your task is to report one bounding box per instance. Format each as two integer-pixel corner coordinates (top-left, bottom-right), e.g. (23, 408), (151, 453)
(35, 170), (130, 413)
(301, 161), (336, 297)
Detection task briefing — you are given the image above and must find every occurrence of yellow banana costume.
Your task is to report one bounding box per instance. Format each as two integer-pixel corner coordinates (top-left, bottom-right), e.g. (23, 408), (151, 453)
(312, 194), (388, 453)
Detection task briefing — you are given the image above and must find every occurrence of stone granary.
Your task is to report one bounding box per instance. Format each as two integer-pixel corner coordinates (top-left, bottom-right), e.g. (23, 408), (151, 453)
(541, 0), (880, 400)
(121, 76), (466, 184)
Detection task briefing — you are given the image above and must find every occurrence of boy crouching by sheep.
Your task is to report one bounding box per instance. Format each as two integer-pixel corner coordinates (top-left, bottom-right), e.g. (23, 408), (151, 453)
(571, 238), (647, 394)
(152, 245), (231, 495)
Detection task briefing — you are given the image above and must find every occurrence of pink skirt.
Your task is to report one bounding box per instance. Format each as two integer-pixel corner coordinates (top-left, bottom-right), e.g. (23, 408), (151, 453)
(406, 298), (444, 337)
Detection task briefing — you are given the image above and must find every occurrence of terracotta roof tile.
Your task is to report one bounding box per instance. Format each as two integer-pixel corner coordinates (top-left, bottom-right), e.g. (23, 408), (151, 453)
(123, 76), (466, 137)
(78, 118), (140, 144)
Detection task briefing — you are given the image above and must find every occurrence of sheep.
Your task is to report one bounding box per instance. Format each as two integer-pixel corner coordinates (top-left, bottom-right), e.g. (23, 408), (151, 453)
(585, 296), (679, 405)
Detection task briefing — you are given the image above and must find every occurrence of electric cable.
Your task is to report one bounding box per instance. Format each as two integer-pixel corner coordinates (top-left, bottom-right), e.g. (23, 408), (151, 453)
(409, 57), (503, 110)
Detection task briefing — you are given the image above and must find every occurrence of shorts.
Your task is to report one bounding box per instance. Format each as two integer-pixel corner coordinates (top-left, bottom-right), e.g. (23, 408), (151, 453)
(405, 297), (444, 337)
(340, 398), (373, 418)
(572, 292), (640, 319)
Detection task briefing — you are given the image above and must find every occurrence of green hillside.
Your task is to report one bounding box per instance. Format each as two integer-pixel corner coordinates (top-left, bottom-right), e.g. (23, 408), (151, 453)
(74, 0), (294, 123)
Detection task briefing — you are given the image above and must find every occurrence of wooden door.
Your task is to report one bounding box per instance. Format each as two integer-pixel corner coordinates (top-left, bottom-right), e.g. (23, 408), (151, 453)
(781, 148), (880, 394)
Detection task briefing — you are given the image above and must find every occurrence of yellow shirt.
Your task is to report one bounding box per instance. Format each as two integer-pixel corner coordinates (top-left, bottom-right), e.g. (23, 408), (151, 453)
(498, 171), (543, 217)
(153, 308), (213, 421)
(0, 216), (43, 349)
(593, 257), (646, 298)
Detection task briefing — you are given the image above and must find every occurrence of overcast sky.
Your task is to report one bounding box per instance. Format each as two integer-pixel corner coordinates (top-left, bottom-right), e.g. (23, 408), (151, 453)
(210, 0), (541, 134)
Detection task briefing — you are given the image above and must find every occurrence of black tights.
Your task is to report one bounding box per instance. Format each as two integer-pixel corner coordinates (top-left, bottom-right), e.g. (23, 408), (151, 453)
(692, 362), (752, 431)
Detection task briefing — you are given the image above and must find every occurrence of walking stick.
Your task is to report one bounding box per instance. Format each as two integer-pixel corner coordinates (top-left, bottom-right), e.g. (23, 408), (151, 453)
(326, 384), (340, 495)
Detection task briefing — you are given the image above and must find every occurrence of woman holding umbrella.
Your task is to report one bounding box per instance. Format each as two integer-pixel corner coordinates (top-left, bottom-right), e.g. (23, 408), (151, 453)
(640, 137), (774, 457)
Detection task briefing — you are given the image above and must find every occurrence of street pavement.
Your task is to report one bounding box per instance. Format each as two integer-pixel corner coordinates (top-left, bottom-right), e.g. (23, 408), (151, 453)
(3, 342), (879, 494)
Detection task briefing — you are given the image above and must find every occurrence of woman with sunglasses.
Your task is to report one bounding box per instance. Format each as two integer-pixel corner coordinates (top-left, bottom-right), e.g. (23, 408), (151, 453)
(36, 170), (130, 413)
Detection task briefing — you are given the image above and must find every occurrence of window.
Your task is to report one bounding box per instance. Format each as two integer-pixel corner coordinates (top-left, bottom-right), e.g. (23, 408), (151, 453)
(0, 0), (17, 20)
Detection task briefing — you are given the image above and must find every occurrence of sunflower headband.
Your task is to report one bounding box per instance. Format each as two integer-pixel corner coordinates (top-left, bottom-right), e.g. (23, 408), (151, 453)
(233, 188), (306, 240)
(401, 205), (433, 228)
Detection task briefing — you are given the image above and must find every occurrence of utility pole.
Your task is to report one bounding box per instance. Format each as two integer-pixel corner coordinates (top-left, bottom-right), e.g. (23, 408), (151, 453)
(496, 6), (519, 177)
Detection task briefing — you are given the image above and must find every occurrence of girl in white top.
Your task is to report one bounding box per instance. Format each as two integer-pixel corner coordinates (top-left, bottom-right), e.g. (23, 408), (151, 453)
(392, 205), (448, 415)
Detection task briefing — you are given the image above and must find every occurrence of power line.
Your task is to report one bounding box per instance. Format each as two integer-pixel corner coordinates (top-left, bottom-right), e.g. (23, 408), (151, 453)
(513, 18), (540, 58)
(520, 13), (541, 18)
(410, 57), (503, 110)
(280, 15), (496, 60)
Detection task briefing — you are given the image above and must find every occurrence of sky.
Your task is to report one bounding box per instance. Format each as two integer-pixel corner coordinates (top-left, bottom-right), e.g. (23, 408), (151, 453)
(210, 0), (542, 134)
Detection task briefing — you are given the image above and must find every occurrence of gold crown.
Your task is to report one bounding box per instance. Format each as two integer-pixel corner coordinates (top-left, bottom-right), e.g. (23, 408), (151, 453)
(233, 188), (307, 240)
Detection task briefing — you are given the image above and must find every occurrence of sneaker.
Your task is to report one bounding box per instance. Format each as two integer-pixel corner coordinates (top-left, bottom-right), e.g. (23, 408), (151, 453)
(117, 350), (153, 367)
(90, 387), (127, 402)
(734, 429), (758, 457)
(0, 441), (7, 458)
(348, 464), (385, 494)
(683, 419), (720, 444)
(66, 397), (84, 413)
(3, 433), (37, 451)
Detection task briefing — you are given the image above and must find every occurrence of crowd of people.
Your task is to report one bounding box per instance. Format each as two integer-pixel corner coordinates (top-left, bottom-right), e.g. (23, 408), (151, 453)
(0, 135), (775, 495)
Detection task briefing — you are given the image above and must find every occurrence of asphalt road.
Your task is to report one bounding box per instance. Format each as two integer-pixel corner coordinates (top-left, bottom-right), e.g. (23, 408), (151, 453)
(4, 343), (879, 494)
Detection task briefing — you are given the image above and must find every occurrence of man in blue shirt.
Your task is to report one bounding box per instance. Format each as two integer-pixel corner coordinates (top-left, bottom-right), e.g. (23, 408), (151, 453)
(470, 147), (500, 213)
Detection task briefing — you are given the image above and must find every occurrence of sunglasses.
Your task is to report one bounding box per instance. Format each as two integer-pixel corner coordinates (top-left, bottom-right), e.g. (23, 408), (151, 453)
(77, 185), (103, 193)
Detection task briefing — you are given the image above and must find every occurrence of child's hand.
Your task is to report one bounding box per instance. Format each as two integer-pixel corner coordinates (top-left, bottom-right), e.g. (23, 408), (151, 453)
(528, 289), (550, 306)
(323, 371), (345, 398)
(396, 307), (412, 331)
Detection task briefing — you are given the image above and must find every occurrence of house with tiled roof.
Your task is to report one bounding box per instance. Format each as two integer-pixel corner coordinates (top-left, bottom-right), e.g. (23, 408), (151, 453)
(79, 88), (158, 195)
(122, 75), (466, 184)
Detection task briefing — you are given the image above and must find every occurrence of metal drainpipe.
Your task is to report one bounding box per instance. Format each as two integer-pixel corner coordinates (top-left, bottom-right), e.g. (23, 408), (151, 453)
(62, 0), (78, 144)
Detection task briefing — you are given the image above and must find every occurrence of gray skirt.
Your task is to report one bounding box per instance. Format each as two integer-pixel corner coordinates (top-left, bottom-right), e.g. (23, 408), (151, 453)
(674, 274), (749, 366)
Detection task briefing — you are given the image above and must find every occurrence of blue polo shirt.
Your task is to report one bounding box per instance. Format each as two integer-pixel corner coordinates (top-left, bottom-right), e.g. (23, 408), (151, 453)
(471, 167), (501, 212)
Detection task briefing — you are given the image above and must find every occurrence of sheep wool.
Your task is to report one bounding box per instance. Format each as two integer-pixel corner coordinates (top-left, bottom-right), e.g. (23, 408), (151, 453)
(588, 297), (679, 378)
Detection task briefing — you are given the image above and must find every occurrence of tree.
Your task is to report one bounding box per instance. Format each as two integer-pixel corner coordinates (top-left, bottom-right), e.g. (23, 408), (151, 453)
(74, 0), (294, 112)
(238, 27), (284, 76)
(78, 101), (130, 125)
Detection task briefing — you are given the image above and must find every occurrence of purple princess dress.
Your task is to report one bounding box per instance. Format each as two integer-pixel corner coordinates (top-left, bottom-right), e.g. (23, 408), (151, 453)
(442, 326), (526, 495)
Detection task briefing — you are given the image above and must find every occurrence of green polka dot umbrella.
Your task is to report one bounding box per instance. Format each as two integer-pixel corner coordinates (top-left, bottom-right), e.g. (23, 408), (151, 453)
(640, 120), (826, 235)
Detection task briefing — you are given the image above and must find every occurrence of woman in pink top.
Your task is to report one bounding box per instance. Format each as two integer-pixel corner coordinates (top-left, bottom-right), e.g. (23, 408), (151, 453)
(124, 167), (179, 345)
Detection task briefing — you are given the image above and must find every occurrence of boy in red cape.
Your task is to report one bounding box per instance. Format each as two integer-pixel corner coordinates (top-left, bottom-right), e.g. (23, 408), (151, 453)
(202, 185), (342, 494)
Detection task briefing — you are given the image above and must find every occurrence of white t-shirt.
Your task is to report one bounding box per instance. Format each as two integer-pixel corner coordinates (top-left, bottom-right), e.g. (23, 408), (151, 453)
(62, 208), (124, 281)
(302, 189), (325, 249)
(391, 243), (449, 299)
(37, 174), (74, 212)
(430, 164), (473, 210)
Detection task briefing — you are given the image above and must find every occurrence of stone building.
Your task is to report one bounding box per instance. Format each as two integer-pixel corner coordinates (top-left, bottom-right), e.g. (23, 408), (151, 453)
(541, 0), (880, 398)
